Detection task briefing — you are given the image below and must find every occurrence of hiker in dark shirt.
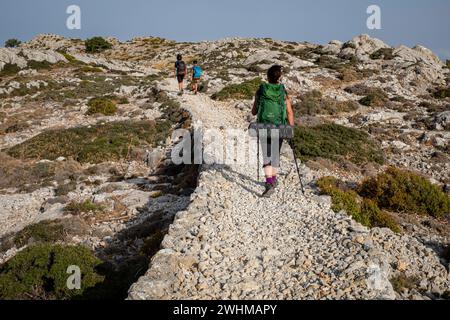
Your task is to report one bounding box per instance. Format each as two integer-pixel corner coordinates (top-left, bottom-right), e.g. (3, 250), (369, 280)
(251, 65), (295, 197)
(175, 54), (187, 94)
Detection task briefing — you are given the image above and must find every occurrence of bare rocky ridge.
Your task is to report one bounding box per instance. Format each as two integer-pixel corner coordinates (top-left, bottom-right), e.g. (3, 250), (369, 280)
(0, 33), (449, 300)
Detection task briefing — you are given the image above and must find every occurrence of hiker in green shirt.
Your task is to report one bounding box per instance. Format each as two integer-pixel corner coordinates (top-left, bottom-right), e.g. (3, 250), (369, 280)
(251, 65), (295, 197)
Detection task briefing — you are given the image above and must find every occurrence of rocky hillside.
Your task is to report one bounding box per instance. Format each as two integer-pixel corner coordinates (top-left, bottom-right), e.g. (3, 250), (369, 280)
(0, 34), (449, 300)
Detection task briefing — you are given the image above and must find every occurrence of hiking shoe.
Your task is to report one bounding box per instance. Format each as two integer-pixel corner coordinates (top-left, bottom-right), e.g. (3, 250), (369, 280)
(262, 182), (275, 198)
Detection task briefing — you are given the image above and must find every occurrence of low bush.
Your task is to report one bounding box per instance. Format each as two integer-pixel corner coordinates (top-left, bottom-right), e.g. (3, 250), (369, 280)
(358, 167), (450, 218)
(28, 60), (53, 70)
(0, 244), (104, 300)
(85, 37), (112, 53)
(5, 39), (21, 48)
(6, 120), (172, 164)
(294, 90), (359, 115)
(212, 78), (262, 101)
(344, 84), (372, 96)
(79, 66), (103, 73)
(433, 87), (450, 99)
(64, 200), (104, 215)
(370, 48), (395, 60)
(291, 123), (384, 165)
(0, 63), (21, 77)
(13, 220), (66, 248)
(317, 177), (400, 232)
(359, 87), (389, 107)
(337, 68), (361, 82)
(390, 274), (419, 293)
(0, 153), (83, 193)
(86, 97), (117, 116)
(342, 42), (357, 50)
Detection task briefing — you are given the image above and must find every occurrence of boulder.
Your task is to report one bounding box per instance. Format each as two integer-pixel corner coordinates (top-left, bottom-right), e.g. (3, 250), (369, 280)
(339, 34), (390, 61)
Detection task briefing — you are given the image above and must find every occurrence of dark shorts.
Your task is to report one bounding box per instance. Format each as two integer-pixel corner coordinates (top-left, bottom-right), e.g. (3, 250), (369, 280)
(192, 77), (201, 84)
(260, 137), (283, 168)
(177, 74), (185, 83)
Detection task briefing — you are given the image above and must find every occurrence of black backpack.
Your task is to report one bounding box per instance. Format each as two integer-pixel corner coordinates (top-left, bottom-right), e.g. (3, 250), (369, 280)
(176, 61), (186, 75)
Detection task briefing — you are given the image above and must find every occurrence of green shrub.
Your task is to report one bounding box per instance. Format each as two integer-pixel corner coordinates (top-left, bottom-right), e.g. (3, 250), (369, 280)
(337, 68), (362, 82)
(0, 244), (104, 300)
(0, 63), (21, 77)
(79, 66), (103, 73)
(390, 274), (419, 293)
(342, 42), (356, 50)
(433, 87), (450, 99)
(28, 60), (53, 70)
(58, 52), (84, 66)
(370, 48), (395, 60)
(317, 177), (400, 232)
(317, 177), (363, 223)
(292, 123), (384, 165)
(294, 90), (359, 115)
(361, 199), (401, 233)
(6, 120), (172, 164)
(13, 220), (66, 248)
(86, 97), (117, 116)
(5, 39), (21, 48)
(358, 167), (450, 218)
(212, 78), (262, 101)
(359, 88), (389, 107)
(446, 60), (450, 69)
(65, 200), (104, 215)
(117, 96), (129, 104)
(85, 37), (112, 53)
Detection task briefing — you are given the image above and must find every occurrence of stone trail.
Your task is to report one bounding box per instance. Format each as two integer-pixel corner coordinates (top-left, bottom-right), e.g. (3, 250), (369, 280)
(128, 79), (448, 300)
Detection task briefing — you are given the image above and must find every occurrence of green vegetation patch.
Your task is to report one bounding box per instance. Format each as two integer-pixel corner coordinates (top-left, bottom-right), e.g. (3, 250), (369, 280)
(317, 177), (400, 232)
(64, 200), (104, 215)
(212, 78), (262, 101)
(292, 123), (384, 165)
(0, 153), (82, 193)
(359, 88), (390, 107)
(370, 48), (395, 60)
(6, 120), (172, 164)
(13, 220), (66, 248)
(390, 274), (419, 293)
(86, 97), (117, 116)
(358, 167), (450, 218)
(79, 66), (103, 73)
(85, 37), (112, 53)
(0, 63), (21, 77)
(433, 87), (450, 99)
(5, 39), (21, 48)
(27, 60), (53, 71)
(0, 244), (104, 300)
(294, 90), (359, 115)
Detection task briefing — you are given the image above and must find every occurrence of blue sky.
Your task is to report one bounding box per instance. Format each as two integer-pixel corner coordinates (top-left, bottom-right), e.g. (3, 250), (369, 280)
(1, 0), (449, 59)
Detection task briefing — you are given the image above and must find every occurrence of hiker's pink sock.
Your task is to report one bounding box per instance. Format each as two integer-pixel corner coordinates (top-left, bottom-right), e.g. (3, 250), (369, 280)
(273, 176), (277, 184)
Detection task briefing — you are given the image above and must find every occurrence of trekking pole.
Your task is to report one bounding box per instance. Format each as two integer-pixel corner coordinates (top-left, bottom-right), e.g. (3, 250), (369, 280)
(289, 140), (305, 194)
(257, 130), (260, 181)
